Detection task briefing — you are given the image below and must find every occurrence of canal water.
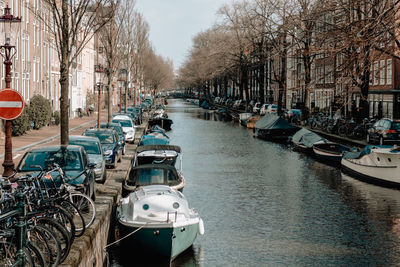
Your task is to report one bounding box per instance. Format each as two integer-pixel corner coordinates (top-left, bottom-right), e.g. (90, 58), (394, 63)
(111, 99), (400, 266)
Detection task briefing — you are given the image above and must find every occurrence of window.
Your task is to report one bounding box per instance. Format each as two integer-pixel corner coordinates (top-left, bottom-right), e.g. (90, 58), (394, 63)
(387, 59), (392, 85)
(374, 61), (379, 85)
(380, 60), (385, 85)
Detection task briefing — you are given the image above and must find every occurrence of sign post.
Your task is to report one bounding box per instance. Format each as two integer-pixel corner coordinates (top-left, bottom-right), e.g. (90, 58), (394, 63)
(0, 89), (24, 177)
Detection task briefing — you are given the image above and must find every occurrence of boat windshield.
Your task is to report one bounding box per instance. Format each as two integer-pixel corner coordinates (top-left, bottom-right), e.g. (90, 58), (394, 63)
(127, 168), (179, 187)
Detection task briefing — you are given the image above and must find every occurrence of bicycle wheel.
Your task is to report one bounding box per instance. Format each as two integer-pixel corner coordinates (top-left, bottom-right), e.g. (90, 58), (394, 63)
(52, 205), (76, 244)
(59, 200), (86, 237)
(37, 217), (71, 263)
(29, 224), (61, 267)
(0, 241), (34, 267)
(68, 193), (96, 229)
(26, 242), (46, 267)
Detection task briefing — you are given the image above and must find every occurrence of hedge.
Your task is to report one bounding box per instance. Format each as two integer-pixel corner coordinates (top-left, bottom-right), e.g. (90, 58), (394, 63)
(28, 95), (52, 129)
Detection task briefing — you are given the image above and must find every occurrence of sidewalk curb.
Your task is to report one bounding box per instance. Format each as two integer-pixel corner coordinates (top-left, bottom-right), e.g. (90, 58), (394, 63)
(0, 118), (97, 160)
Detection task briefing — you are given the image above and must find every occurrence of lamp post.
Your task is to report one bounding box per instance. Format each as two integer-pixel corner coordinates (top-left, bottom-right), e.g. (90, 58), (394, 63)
(0, 5), (21, 177)
(95, 65), (104, 129)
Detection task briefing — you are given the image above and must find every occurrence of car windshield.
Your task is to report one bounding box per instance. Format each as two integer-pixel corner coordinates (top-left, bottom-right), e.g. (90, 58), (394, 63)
(85, 131), (114, 144)
(113, 119), (132, 127)
(392, 122), (400, 131)
(70, 140), (101, 154)
(19, 149), (83, 171)
(101, 124), (123, 135)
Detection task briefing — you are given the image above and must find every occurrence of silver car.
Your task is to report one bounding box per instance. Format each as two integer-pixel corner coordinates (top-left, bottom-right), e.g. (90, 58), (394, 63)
(69, 135), (107, 183)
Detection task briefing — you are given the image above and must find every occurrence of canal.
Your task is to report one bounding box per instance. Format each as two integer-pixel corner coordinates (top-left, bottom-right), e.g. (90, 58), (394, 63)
(111, 99), (400, 266)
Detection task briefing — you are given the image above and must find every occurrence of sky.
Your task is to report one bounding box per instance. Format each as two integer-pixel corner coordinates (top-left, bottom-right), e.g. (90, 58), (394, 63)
(135, 0), (231, 71)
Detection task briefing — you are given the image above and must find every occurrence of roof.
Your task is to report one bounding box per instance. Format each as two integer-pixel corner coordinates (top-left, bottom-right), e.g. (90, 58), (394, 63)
(136, 145), (181, 154)
(26, 145), (83, 153)
(69, 135), (100, 143)
(84, 128), (115, 134)
(131, 163), (178, 172)
(100, 122), (122, 127)
(254, 114), (298, 130)
(113, 115), (131, 120)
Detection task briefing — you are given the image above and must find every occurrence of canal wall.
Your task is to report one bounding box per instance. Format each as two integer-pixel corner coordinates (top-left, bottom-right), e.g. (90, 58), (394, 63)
(60, 125), (147, 267)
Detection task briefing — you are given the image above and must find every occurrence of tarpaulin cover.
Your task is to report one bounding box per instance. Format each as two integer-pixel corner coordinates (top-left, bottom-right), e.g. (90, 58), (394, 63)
(291, 128), (327, 148)
(254, 114), (297, 130)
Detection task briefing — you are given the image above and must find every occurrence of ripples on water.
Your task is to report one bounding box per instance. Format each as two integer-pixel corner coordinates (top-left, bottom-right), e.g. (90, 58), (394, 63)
(111, 99), (400, 267)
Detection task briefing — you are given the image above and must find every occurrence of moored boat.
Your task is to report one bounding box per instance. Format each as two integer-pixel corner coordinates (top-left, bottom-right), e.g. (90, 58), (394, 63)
(341, 145), (400, 187)
(117, 185), (204, 262)
(239, 113), (252, 127)
(148, 117), (173, 131)
(246, 115), (261, 129)
(313, 142), (352, 163)
(139, 132), (170, 146)
(254, 114), (298, 142)
(291, 128), (328, 154)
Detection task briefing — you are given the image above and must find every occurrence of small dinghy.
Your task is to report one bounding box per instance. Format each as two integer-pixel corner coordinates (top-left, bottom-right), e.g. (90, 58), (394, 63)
(313, 142), (352, 163)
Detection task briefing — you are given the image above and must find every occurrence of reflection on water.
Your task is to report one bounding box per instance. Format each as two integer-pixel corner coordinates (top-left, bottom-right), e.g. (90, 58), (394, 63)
(111, 99), (400, 266)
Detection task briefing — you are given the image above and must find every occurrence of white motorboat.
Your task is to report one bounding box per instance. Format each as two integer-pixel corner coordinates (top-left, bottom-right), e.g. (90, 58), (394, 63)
(341, 145), (400, 187)
(117, 185), (204, 262)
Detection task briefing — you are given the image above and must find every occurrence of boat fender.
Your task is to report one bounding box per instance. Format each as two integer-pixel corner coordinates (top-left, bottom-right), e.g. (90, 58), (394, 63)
(198, 218), (205, 235)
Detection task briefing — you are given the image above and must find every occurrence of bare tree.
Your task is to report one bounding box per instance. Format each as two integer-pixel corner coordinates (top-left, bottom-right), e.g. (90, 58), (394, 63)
(98, 0), (127, 122)
(33, 0), (116, 144)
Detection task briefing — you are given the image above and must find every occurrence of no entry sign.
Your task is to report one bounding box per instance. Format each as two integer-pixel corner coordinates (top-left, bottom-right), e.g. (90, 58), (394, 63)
(0, 89), (24, 120)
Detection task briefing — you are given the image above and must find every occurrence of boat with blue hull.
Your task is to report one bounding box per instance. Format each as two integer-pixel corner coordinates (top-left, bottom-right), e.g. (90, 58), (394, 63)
(117, 185), (204, 262)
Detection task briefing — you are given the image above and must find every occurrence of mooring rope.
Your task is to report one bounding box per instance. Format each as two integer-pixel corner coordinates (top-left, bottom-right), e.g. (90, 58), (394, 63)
(103, 222), (149, 250)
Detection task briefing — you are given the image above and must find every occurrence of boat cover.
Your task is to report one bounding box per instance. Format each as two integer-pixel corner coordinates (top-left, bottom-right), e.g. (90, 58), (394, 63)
(342, 145), (392, 159)
(254, 114), (297, 130)
(291, 128), (327, 148)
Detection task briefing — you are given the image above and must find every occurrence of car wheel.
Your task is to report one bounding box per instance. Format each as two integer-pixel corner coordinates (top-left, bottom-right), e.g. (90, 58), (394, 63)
(379, 136), (384, 146)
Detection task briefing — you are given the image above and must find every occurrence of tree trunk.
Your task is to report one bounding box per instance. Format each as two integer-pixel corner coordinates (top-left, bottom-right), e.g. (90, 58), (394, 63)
(107, 74), (112, 123)
(259, 63), (265, 103)
(59, 59), (69, 145)
(60, 0), (69, 145)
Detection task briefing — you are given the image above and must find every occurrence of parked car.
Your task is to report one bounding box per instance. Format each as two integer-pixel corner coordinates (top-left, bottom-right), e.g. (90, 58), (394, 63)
(253, 102), (262, 114)
(83, 128), (122, 168)
(286, 109), (302, 122)
(266, 104), (278, 114)
(17, 145), (96, 199)
(100, 122), (126, 155)
(367, 118), (400, 145)
(69, 135), (106, 183)
(260, 104), (269, 115)
(112, 115), (136, 144)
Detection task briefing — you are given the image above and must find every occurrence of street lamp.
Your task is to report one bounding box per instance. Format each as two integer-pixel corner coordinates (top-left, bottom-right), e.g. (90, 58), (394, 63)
(0, 5), (21, 177)
(95, 64), (104, 129)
